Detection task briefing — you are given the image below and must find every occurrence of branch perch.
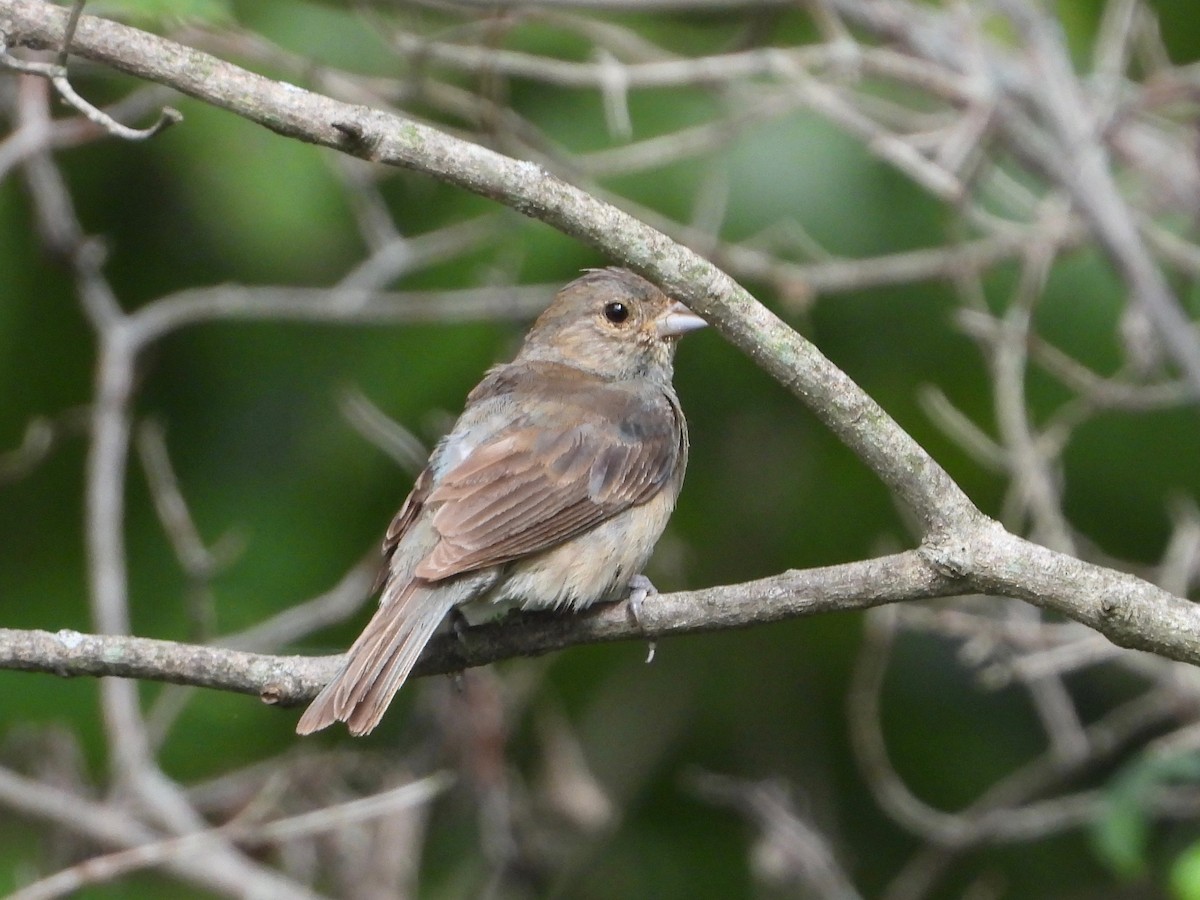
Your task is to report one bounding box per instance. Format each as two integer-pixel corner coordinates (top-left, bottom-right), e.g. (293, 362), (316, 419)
(0, 552), (957, 704)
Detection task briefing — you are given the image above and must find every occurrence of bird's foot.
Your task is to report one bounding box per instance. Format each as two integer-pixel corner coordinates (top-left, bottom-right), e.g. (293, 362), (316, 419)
(625, 574), (658, 664)
(449, 605), (470, 638)
(445, 608), (474, 692)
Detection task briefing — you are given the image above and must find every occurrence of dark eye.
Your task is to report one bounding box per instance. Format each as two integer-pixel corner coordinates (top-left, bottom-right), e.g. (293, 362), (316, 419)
(603, 301), (630, 324)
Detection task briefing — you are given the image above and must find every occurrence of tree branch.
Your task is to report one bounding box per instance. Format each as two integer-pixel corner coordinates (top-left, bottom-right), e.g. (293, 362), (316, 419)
(0, 552), (957, 705)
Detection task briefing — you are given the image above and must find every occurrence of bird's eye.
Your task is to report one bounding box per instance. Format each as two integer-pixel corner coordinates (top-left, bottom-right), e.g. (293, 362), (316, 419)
(603, 301), (630, 324)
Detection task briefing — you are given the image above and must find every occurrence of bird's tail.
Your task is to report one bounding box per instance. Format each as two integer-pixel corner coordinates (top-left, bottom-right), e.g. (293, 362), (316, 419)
(296, 582), (449, 736)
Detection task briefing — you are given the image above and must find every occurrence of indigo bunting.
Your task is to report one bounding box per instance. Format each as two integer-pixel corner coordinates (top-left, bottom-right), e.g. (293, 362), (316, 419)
(297, 268), (705, 735)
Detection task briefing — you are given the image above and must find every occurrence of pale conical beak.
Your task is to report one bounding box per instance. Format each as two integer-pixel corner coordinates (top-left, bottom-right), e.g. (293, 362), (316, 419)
(657, 300), (707, 339)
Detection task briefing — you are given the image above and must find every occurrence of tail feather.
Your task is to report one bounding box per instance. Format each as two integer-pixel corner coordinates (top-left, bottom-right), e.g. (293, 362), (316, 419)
(296, 582), (452, 736)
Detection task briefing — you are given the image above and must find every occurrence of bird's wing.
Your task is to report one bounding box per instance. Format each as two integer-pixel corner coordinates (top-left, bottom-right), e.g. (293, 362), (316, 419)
(413, 384), (683, 580)
(376, 465), (434, 588)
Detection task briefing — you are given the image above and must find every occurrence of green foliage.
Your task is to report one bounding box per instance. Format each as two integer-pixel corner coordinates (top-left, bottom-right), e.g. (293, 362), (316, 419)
(1093, 753), (1200, 879)
(88, 0), (233, 27)
(1171, 839), (1200, 900)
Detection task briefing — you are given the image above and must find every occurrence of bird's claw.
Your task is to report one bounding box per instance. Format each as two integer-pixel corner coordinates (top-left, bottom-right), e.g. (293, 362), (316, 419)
(626, 574), (658, 664)
(449, 606), (471, 643)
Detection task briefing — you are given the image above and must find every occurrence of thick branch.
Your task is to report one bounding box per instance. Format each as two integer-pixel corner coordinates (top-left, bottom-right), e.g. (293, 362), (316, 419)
(0, 552), (958, 705)
(5, 530), (1199, 701)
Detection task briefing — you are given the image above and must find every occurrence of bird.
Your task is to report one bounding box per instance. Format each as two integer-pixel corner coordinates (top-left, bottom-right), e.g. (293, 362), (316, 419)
(296, 267), (706, 736)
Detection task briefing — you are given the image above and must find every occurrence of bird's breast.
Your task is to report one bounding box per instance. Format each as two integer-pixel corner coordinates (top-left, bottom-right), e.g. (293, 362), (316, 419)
(459, 485), (679, 620)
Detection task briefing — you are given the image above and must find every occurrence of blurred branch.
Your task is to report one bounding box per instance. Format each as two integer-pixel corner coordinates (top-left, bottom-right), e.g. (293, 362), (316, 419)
(851, 605), (1106, 848)
(0, 765), (325, 900)
(826, 0), (1200, 395)
(135, 418), (239, 643)
(10, 55), (333, 900)
(689, 771), (863, 899)
(0, 83), (174, 181)
(403, 0), (795, 9)
(337, 388), (430, 476)
(8, 772), (450, 900)
(859, 606), (1192, 899)
(129, 282), (556, 343)
(0, 407), (91, 483)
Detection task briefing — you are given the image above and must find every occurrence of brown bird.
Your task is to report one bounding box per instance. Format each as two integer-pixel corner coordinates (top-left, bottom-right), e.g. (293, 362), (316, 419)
(296, 268), (706, 736)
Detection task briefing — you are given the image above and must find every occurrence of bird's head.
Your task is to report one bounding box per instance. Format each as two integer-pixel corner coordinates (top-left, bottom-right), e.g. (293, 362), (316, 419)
(518, 268), (707, 381)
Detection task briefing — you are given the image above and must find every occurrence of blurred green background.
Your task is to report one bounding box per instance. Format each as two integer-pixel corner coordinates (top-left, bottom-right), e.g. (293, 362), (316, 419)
(4, 1), (1200, 897)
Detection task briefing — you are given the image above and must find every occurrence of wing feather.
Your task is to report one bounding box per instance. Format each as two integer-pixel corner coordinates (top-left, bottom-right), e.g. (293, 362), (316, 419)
(414, 380), (683, 581)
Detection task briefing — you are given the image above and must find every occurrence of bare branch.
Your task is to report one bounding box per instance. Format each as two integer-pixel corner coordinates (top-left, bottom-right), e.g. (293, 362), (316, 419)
(8, 772), (451, 900)
(0, 765), (325, 900)
(0, 551), (958, 703)
(689, 771), (863, 899)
